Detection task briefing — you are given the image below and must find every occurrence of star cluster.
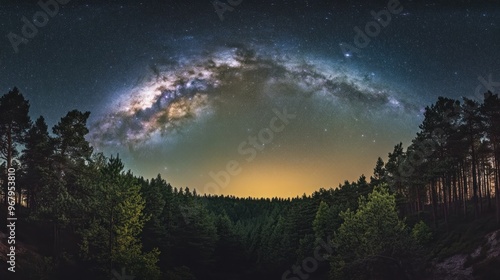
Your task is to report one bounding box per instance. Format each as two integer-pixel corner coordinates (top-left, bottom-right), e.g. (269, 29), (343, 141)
(90, 45), (417, 151)
(0, 0), (498, 197)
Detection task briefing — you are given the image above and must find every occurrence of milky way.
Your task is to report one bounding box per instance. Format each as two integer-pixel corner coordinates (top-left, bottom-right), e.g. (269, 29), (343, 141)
(90, 44), (419, 151)
(1, 0), (498, 197)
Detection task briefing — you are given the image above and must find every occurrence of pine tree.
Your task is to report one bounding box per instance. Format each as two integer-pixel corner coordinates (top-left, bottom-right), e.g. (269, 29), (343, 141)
(330, 186), (420, 280)
(169, 191), (218, 277)
(313, 201), (334, 240)
(33, 110), (96, 261)
(79, 156), (160, 279)
(461, 98), (485, 218)
(141, 174), (168, 251)
(52, 110), (93, 163)
(213, 212), (247, 274)
(20, 116), (53, 210)
(481, 92), (500, 223)
(370, 157), (386, 186)
(385, 143), (405, 192)
(0, 87), (31, 203)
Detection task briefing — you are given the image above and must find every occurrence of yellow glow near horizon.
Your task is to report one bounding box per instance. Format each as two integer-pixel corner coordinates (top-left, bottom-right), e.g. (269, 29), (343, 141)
(184, 157), (378, 198)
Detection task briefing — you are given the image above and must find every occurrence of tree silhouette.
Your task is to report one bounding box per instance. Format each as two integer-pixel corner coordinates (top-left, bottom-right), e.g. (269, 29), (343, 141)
(0, 87), (31, 203)
(21, 116), (53, 210)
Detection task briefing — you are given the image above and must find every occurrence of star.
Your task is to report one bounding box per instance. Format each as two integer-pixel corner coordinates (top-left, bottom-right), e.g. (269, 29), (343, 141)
(2, 0), (496, 200)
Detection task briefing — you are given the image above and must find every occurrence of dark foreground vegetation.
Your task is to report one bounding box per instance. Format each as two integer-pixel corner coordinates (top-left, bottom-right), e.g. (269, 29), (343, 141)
(0, 87), (499, 279)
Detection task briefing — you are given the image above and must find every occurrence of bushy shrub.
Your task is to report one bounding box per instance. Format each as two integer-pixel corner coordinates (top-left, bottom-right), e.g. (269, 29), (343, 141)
(411, 220), (433, 245)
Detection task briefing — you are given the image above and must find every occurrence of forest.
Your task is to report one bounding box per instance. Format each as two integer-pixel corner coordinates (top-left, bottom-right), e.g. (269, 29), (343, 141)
(0, 87), (500, 279)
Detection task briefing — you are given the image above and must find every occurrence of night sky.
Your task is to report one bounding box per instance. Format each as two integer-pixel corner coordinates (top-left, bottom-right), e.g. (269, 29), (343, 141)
(1, 0), (499, 197)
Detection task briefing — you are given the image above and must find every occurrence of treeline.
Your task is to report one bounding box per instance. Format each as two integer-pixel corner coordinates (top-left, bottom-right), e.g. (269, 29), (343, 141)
(0, 87), (499, 280)
(381, 94), (500, 225)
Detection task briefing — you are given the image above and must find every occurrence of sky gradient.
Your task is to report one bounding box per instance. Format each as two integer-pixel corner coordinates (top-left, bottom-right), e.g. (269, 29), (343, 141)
(1, 0), (499, 197)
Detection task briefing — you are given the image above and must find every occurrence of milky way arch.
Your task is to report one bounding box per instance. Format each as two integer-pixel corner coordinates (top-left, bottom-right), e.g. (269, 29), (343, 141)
(89, 45), (418, 151)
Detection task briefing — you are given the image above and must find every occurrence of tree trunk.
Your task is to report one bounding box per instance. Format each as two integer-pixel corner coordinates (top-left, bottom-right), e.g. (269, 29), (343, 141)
(442, 176), (448, 228)
(486, 166), (491, 211)
(453, 172), (458, 216)
(478, 159), (483, 214)
(496, 158), (500, 224)
(471, 140), (479, 219)
(462, 161), (468, 218)
(431, 180), (438, 228)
